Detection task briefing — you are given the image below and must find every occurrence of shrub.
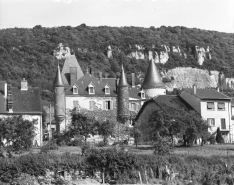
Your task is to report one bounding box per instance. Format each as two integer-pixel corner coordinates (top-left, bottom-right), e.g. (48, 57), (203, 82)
(96, 141), (105, 147)
(216, 127), (224, 144)
(208, 135), (216, 144)
(40, 140), (58, 153)
(68, 138), (83, 146)
(154, 137), (173, 155)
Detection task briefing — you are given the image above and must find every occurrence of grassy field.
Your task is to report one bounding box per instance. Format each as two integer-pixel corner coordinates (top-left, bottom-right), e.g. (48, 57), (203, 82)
(29, 143), (234, 157)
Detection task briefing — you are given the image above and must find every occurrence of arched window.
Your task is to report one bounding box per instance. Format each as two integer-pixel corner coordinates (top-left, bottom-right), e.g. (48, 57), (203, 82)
(73, 85), (78, 94)
(88, 82), (95, 94)
(104, 84), (110, 94)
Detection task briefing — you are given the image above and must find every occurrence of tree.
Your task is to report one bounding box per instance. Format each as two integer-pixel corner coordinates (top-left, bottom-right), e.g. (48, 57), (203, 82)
(70, 111), (95, 144)
(216, 127), (224, 144)
(0, 116), (37, 157)
(94, 120), (115, 146)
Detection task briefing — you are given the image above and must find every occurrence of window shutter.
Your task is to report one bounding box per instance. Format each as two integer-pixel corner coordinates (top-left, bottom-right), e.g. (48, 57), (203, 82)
(110, 100), (113, 110)
(129, 103), (131, 110)
(89, 101), (91, 110)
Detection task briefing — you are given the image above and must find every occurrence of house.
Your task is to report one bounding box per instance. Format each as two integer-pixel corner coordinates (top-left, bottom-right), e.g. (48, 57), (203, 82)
(0, 79), (43, 146)
(135, 95), (196, 141)
(53, 55), (149, 131)
(180, 85), (233, 142)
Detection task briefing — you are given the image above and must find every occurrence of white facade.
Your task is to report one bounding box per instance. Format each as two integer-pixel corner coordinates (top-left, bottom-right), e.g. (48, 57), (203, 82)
(180, 90), (233, 143)
(0, 114), (43, 147)
(144, 88), (166, 98)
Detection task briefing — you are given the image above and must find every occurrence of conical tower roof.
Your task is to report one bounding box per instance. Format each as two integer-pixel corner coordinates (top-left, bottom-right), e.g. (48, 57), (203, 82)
(142, 60), (164, 89)
(118, 65), (128, 87)
(54, 65), (64, 87)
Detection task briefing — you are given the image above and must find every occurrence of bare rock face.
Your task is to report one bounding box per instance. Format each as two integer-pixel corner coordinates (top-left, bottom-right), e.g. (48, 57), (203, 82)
(164, 67), (219, 91)
(172, 46), (182, 56)
(195, 46), (211, 65)
(54, 43), (71, 59)
(127, 44), (145, 59)
(107, 45), (113, 59)
(159, 45), (170, 64)
(225, 78), (234, 89)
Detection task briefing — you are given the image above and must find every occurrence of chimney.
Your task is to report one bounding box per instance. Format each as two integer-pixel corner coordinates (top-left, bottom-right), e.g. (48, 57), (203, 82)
(116, 78), (119, 92)
(21, 78), (28, 91)
(193, 84), (197, 94)
(99, 72), (102, 82)
(70, 67), (77, 85)
(4, 82), (7, 98)
(132, 73), (135, 88)
(7, 84), (13, 112)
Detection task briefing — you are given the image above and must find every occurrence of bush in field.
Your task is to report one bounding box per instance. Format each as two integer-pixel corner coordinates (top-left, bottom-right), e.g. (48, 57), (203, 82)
(40, 140), (58, 153)
(216, 127), (224, 144)
(154, 137), (173, 155)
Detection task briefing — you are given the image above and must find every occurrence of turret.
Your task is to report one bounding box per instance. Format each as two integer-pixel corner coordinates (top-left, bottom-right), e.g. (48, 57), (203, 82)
(142, 60), (166, 98)
(117, 65), (129, 123)
(54, 65), (65, 132)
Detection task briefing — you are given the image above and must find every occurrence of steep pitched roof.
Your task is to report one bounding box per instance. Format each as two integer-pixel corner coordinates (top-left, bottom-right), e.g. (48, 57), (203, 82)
(183, 88), (231, 100)
(142, 60), (165, 89)
(11, 87), (42, 113)
(53, 65), (64, 87)
(136, 95), (195, 121)
(61, 55), (84, 86)
(118, 65), (128, 87)
(65, 72), (117, 96)
(0, 82), (42, 114)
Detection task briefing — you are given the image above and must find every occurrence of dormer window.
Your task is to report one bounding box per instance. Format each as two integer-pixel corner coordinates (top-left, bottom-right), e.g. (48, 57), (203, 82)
(88, 82), (95, 94)
(105, 84), (110, 94)
(73, 85), (78, 94)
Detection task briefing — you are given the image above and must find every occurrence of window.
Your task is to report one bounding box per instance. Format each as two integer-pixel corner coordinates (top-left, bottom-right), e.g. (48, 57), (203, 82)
(221, 119), (226, 130)
(130, 103), (136, 111)
(207, 118), (215, 126)
(207, 102), (215, 110)
(73, 86), (78, 94)
(218, 102), (225, 110)
(89, 86), (94, 94)
(105, 87), (110, 94)
(73, 101), (79, 109)
(103, 100), (113, 110)
(88, 82), (95, 94)
(89, 101), (95, 110)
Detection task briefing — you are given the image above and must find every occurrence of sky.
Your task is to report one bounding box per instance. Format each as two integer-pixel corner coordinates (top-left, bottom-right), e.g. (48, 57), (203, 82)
(0, 0), (233, 33)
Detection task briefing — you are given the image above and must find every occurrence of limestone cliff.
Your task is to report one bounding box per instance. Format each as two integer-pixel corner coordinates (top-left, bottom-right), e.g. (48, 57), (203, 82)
(54, 43), (71, 59)
(163, 67), (219, 91)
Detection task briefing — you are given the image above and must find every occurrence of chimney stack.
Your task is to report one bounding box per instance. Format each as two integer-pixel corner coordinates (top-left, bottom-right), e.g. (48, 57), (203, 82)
(193, 84), (197, 94)
(99, 71), (102, 82)
(70, 67), (77, 85)
(21, 78), (28, 91)
(132, 73), (135, 88)
(4, 82), (7, 98)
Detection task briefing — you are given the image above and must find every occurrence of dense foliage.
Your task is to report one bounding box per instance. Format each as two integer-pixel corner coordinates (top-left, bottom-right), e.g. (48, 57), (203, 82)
(0, 25), (233, 101)
(1, 149), (234, 184)
(0, 116), (37, 157)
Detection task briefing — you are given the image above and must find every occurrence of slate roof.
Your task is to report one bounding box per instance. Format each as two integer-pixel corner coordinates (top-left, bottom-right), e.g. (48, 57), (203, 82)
(183, 88), (231, 100)
(142, 60), (165, 89)
(65, 72), (147, 100)
(136, 95), (195, 121)
(61, 55), (84, 86)
(65, 72), (117, 96)
(0, 81), (42, 114)
(54, 65), (64, 87)
(118, 65), (128, 87)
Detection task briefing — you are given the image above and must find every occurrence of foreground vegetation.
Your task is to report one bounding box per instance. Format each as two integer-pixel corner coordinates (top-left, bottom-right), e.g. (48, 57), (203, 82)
(1, 146), (234, 184)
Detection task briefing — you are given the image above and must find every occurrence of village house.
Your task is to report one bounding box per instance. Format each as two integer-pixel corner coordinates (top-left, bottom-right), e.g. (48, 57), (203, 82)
(180, 86), (233, 142)
(0, 79), (43, 146)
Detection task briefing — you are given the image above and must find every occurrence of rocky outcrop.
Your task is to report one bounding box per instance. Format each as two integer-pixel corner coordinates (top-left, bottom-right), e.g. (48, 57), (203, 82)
(225, 78), (234, 89)
(54, 43), (71, 59)
(107, 45), (113, 59)
(172, 46), (182, 56)
(163, 67), (219, 91)
(195, 46), (211, 65)
(127, 44), (145, 59)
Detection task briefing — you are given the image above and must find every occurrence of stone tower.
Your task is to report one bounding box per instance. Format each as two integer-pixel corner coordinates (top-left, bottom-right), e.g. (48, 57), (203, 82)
(117, 65), (129, 123)
(142, 60), (166, 98)
(54, 65), (65, 132)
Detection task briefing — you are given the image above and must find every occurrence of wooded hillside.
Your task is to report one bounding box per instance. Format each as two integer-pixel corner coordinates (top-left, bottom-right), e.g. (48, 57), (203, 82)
(0, 25), (233, 101)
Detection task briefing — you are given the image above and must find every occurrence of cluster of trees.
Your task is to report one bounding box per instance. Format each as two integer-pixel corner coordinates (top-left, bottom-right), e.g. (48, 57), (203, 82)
(0, 25), (233, 101)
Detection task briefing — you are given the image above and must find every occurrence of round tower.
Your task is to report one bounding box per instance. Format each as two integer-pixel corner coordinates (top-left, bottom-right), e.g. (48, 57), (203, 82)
(54, 65), (65, 132)
(117, 65), (129, 123)
(142, 60), (166, 98)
